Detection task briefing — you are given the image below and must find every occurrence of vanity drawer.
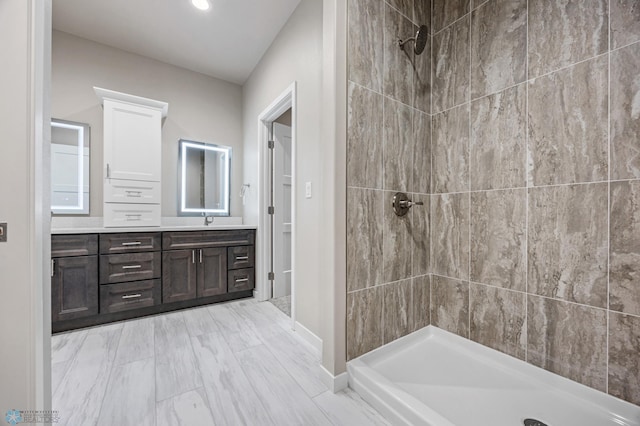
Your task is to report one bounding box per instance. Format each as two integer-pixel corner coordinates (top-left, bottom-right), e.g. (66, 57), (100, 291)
(100, 232), (161, 254)
(228, 246), (255, 270)
(104, 180), (160, 204)
(104, 203), (161, 227)
(99, 252), (161, 284)
(228, 268), (255, 293)
(52, 234), (98, 257)
(163, 230), (255, 250)
(99, 279), (161, 314)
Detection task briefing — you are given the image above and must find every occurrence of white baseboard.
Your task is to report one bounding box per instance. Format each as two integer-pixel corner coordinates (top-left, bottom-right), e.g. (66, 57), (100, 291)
(320, 365), (349, 393)
(293, 321), (323, 357)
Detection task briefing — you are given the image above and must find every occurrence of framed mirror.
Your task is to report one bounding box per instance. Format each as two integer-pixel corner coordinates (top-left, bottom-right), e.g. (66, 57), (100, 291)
(51, 119), (90, 215)
(179, 139), (231, 216)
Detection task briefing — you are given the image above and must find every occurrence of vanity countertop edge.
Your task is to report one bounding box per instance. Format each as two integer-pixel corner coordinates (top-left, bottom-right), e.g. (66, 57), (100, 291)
(52, 225), (258, 234)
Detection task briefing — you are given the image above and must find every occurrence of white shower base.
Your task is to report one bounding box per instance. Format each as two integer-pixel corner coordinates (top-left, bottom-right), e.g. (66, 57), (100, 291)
(348, 326), (640, 426)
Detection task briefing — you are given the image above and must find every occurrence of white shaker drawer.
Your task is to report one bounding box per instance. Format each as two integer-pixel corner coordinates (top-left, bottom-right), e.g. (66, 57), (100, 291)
(104, 203), (161, 227)
(105, 180), (160, 204)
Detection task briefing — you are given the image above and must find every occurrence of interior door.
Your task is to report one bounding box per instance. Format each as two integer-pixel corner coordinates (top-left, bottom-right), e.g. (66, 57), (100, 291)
(272, 122), (292, 299)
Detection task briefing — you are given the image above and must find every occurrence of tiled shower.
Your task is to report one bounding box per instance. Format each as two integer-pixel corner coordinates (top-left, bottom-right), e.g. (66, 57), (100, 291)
(346, 0), (640, 406)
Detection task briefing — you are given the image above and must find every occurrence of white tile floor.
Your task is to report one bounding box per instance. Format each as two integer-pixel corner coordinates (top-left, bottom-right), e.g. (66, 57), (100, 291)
(52, 298), (389, 426)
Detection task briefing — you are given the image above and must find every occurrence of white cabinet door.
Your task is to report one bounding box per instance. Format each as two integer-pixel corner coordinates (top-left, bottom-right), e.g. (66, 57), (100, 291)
(104, 99), (162, 182)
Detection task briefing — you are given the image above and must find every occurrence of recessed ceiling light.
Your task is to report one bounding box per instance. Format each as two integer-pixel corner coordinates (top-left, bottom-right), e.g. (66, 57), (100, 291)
(191, 0), (210, 11)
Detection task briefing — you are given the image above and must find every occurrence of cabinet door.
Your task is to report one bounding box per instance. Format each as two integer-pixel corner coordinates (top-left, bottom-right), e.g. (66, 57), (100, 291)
(197, 248), (227, 297)
(162, 250), (197, 303)
(104, 99), (162, 182)
(51, 256), (98, 322)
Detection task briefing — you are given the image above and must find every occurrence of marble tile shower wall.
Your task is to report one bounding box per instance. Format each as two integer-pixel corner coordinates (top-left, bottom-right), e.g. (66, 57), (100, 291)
(346, 0), (432, 361)
(428, 0), (640, 406)
(346, 0), (640, 407)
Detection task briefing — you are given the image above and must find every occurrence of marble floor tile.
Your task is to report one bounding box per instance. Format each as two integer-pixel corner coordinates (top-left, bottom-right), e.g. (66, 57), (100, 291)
(156, 388), (215, 426)
(264, 331), (327, 397)
(231, 298), (288, 342)
(207, 302), (263, 352)
(235, 344), (332, 426)
(191, 331), (273, 426)
(51, 361), (71, 397)
(97, 358), (155, 426)
(113, 316), (154, 365)
(53, 329), (121, 426)
(181, 306), (219, 337)
(154, 313), (202, 401)
(51, 329), (87, 365)
(313, 388), (391, 426)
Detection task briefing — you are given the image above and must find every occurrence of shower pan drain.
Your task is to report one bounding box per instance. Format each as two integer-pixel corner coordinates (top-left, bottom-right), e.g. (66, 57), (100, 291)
(523, 419), (549, 426)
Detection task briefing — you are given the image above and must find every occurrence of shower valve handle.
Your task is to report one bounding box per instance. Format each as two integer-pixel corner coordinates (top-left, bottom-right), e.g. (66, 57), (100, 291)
(392, 192), (423, 217)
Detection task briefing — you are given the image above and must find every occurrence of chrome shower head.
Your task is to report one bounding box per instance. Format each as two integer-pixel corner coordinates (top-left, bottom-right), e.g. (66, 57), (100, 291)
(398, 25), (428, 55)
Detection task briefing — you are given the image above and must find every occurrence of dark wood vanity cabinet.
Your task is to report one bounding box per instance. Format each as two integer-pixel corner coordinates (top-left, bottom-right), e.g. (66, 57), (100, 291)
(51, 234), (99, 322)
(52, 228), (255, 332)
(161, 230), (255, 302)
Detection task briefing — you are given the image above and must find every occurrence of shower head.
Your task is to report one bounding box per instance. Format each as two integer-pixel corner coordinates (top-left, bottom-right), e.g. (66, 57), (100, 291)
(398, 25), (428, 55)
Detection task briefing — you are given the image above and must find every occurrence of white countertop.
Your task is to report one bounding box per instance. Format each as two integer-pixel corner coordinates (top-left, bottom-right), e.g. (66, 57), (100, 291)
(50, 216), (256, 234)
(51, 225), (257, 234)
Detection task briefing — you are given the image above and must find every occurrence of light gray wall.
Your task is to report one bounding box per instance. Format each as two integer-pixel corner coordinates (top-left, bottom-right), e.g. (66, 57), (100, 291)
(52, 30), (244, 217)
(0, 0), (51, 413)
(242, 0), (323, 336)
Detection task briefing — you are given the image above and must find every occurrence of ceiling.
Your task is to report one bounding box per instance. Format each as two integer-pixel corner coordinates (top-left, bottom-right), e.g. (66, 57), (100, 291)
(52, 0), (302, 85)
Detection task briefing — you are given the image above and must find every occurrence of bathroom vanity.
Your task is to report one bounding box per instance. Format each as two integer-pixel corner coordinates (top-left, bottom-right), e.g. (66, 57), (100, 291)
(51, 226), (256, 332)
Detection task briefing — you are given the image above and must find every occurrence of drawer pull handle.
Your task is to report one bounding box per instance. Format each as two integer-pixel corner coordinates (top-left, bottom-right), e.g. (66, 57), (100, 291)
(122, 294), (142, 300)
(125, 214), (142, 221)
(122, 265), (142, 270)
(121, 242), (142, 246)
(126, 191), (142, 197)
(236, 256), (249, 261)
(235, 278), (249, 283)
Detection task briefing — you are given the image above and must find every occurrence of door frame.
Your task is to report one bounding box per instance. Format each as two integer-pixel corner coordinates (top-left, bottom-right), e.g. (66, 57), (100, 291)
(256, 82), (296, 326)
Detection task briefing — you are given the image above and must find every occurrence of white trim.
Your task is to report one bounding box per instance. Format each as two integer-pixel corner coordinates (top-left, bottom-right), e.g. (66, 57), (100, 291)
(94, 86), (169, 117)
(320, 365), (349, 393)
(256, 82), (297, 328)
(294, 320), (323, 357)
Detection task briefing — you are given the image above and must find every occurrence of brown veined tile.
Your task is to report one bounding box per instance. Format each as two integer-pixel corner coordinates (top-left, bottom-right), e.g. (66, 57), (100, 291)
(470, 0), (526, 99)
(528, 0), (608, 78)
(528, 184), (608, 308)
(470, 84), (526, 191)
(611, 42), (640, 180)
(470, 283), (525, 359)
(610, 181), (640, 316)
(433, 0), (469, 33)
(347, 286), (384, 360)
(411, 193), (430, 276)
(414, 0), (431, 30)
(431, 193), (470, 280)
(412, 275), (431, 331)
(346, 188), (383, 292)
(383, 191), (412, 283)
(413, 34), (432, 113)
(432, 17), (470, 113)
(383, 97), (413, 192)
(431, 275), (469, 338)
(347, 82), (383, 189)
(608, 311), (640, 405)
(412, 110), (431, 194)
(348, 0), (384, 92)
(528, 56), (608, 186)
(383, 4), (415, 105)
(611, 0), (640, 49)
(527, 295), (607, 391)
(383, 280), (413, 344)
(387, 0), (413, 21)
(470, 189), (526, 291)
(432, 103), (469, 193)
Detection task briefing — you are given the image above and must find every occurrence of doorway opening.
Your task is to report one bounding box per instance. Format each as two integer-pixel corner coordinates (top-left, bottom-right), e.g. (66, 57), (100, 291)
(257, 83), (296, 326)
